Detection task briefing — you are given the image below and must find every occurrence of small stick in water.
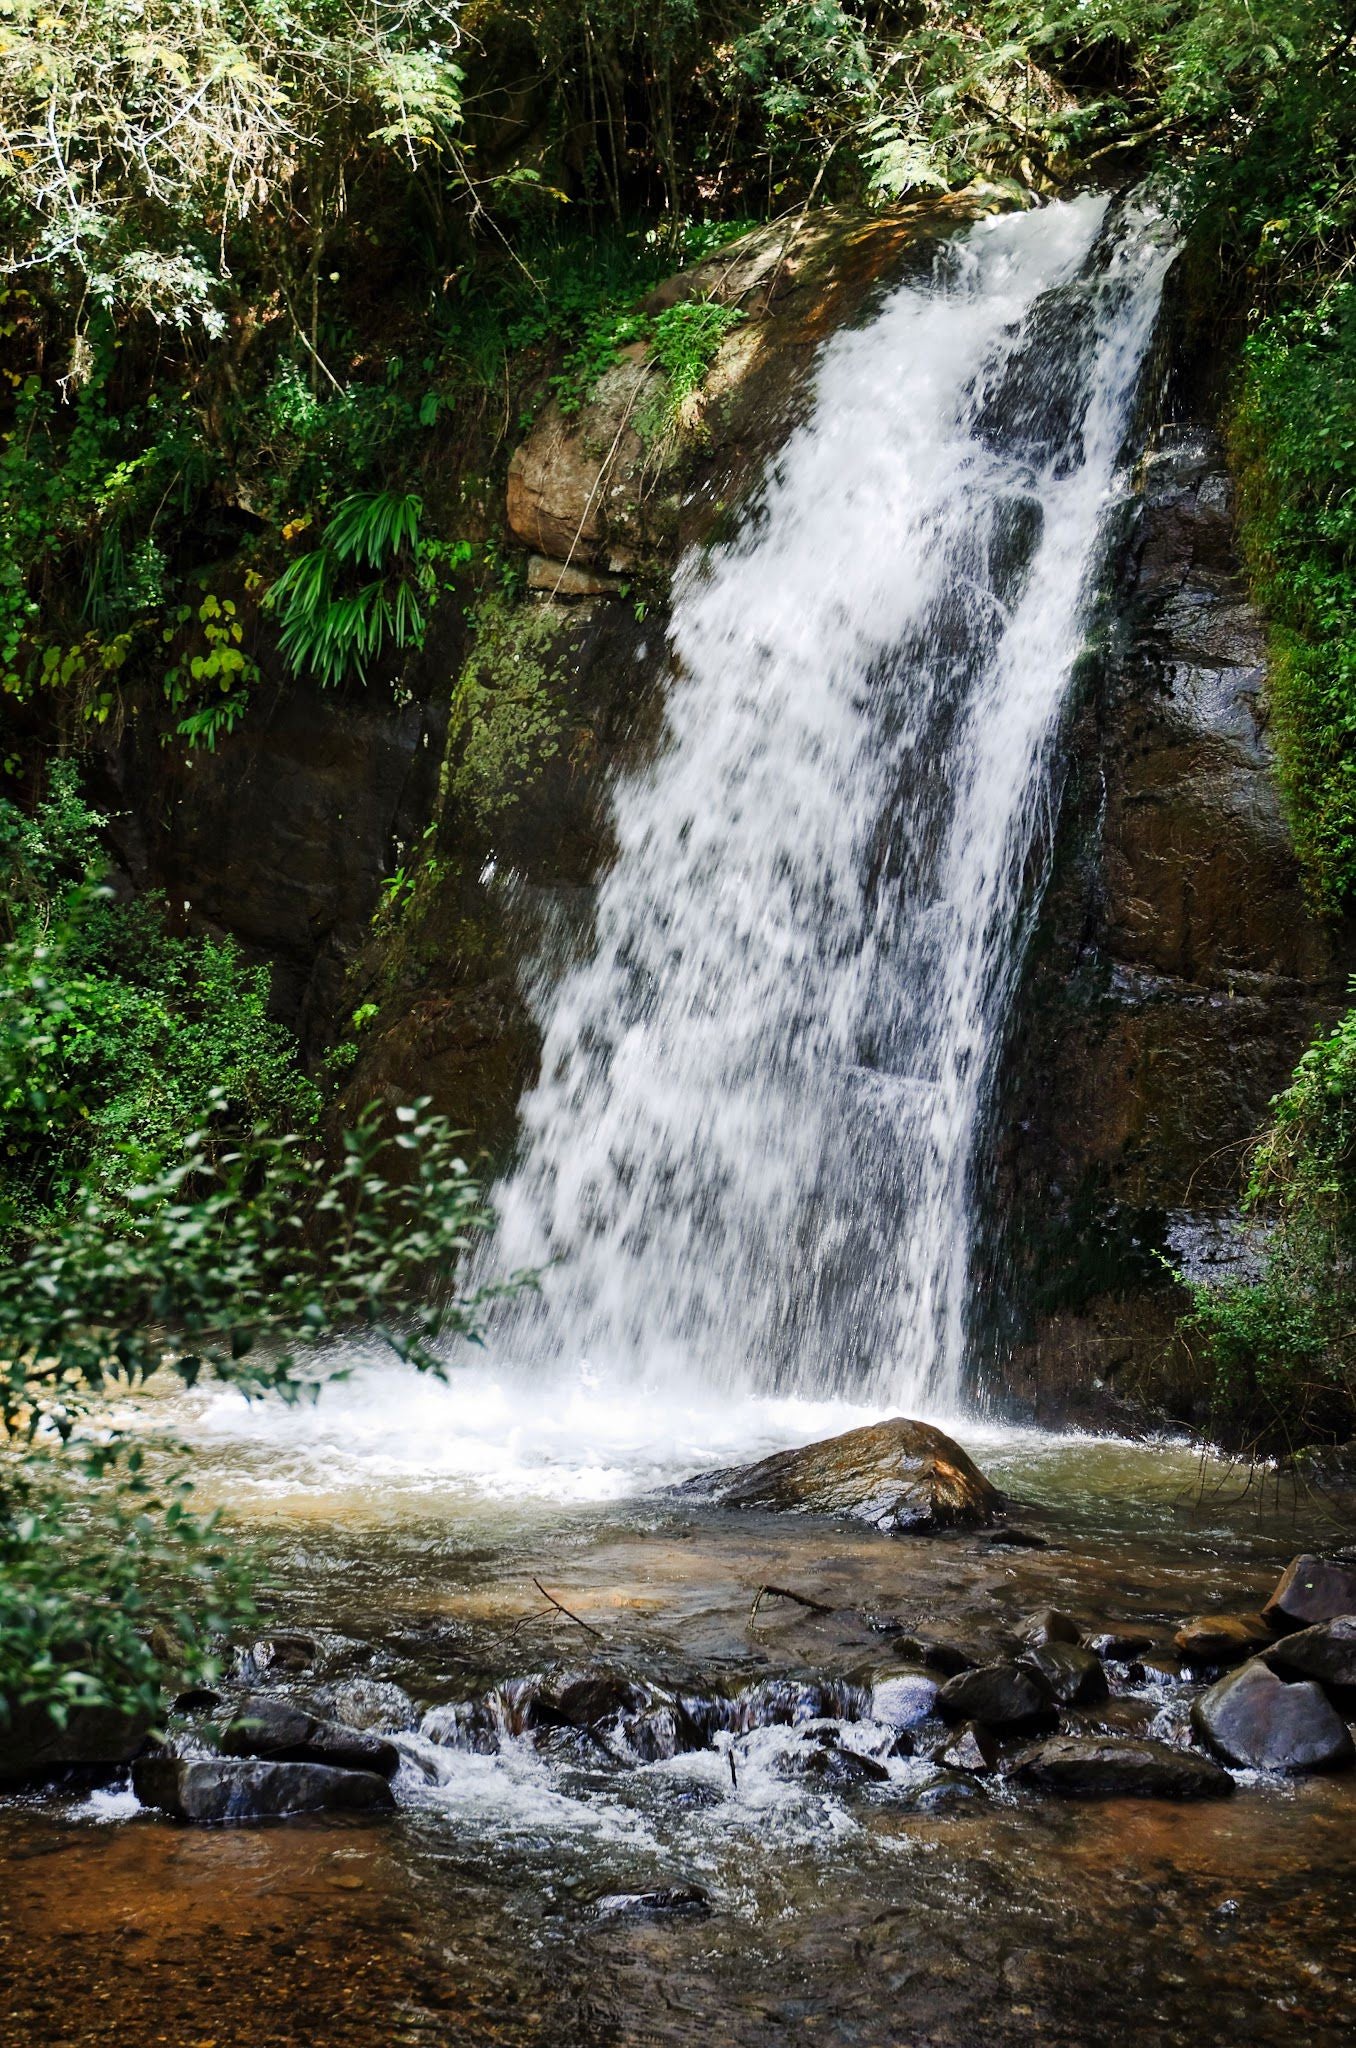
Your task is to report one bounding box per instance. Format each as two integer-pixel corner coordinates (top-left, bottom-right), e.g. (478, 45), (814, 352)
(749, 1583), (835, 1627)
(532, 1577), (605, 1641)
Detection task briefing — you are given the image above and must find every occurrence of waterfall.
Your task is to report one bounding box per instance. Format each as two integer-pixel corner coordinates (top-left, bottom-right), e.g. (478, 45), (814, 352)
(481, 193), (1175, 1415)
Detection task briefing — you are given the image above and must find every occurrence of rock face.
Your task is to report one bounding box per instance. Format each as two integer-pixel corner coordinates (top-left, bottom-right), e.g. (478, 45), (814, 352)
(674, 1418), (1001, 1533)
(993, 426), (1349, 1426)
(220, 1696), (401, 1778)
(133, 1757), (397, 1823)
(1262, 1555), (1356, 1633)
(1008, 1736), (1234, 1800)
(1191, 1659), (1355, 1773)
(0, 1704), (149, 1786)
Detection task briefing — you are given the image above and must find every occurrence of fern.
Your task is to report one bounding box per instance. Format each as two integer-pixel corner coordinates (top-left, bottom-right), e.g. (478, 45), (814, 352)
(265, 491), (429, 687)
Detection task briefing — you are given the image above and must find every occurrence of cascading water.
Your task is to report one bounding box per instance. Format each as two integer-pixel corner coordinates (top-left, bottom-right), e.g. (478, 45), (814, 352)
(481, 192), (1176, 1417)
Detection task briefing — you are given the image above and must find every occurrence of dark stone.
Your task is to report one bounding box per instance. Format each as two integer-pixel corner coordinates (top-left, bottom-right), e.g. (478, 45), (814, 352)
(1018, 1609), (1081, 1648)
(1263, 1555), (1356, 1634)
(1191, 1659), (1355, 1773)
(891, 1637), (976, 1676)
(172, 1689), (223, 1716)
(1021, 1642), (1109, 1706)
(1264, 1615), (1356, 1691)
(243, 1632), (320, 1676)
(547, 1672), (650, 1729)
(985, 1528), (1048, 1549)
(770, 1736), (889, 1788)
(1083, 1629), (1157, 1660)
(909, 1771), (990, 1812)
(1173, 1614), (1272, 1666)
(936, 1662), (1057, 1733)
(220, 1696), (401, 1778)
(593, 1887), (711, 1921)
(1007, 1736), (1234, 1800)
(133, 1757), (397, 1823)
(934, 1721), (999, 1774)
(0, 1703), (150, 1786)
(674, 1417), (1001, 1533)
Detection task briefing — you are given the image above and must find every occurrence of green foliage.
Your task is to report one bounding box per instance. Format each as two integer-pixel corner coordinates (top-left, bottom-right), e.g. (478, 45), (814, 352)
(1181, 998), (1356, 1453)
(0, 765), (319, 1234)
(1228, 289), (1356, 913)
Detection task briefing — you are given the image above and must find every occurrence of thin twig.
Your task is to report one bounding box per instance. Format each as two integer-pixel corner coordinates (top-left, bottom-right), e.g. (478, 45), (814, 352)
(532, 1577), (604, 1640)
(749, 1583), (835, 1627)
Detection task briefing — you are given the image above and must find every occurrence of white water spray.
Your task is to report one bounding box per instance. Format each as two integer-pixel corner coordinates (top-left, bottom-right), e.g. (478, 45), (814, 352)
(482, 194), (1175, 1415)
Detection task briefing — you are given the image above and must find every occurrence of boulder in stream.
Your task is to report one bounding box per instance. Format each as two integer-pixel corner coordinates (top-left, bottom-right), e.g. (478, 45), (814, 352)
(1173, 1614), (1271, 1666)
(936, 1662), (1056, 1733)
(1020, 1642), (1109, 1707)
(1007, 1736), (1234, 1801)
(673, 1418), (1001, 1533)
(0, 1703), (150, 1787)
(1191, 1659), (1355, 1773)
(220, 1696), (401, 1778)
(1263, 1555), (1356, 1633)
(1263, 1615), (1356, 1693)
(133, 1757), (396, 1823)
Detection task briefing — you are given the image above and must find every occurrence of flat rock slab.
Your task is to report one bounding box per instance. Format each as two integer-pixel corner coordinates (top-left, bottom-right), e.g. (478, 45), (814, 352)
(672, 1417), (1001, 1534)
(1008, 1736), (1234, 1800)
(133, 1757), (397, 1824)
(1264, 1615), (1356, 1691)
(1191, 1659), (1355, 1774)
(1263, 1555), (1356, 1633)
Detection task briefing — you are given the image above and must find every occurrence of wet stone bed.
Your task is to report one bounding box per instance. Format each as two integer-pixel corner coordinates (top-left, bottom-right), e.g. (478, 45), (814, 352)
(3, 1425), (1356, 2047)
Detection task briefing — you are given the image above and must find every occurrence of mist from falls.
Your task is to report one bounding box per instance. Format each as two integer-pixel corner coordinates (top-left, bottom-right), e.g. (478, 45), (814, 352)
(479, 193), (1176, 1417)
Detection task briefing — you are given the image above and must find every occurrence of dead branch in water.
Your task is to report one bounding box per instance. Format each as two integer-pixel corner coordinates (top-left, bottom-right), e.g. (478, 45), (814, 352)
(531, 1577), (605, 1641)
(749, 1583), (835, 1627)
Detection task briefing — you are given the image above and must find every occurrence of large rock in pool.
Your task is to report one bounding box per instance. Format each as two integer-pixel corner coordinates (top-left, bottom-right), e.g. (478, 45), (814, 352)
(673, 1418), (1000, 1533)
(1262, 1554), (1356, 1633)
(133, 1757), (397, 1823)
(1008, 1737), (1234, 1800)
(1191, 1659), (1355, 1773)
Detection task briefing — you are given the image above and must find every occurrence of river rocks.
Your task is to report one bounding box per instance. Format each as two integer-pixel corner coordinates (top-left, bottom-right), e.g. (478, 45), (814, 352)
(1262, 1555), (1356, 1633)
(934, 1722), (999, 1774)
(1020, 1642), (1109, 1707)
(1007, 1736), (1234, 1800)
(1263, 1617), (1356, 1693)
(1018, 1609), (1081, 1648)
(936, 1662), (1056, 1733)
(594, 1886), (711, 1921)
(890, 1636), (976, 1675)
(1191, 1659), (1355, 1773)
(1082, 1629), (1156, 1661)
(772, 1735), (890, 1789)
(220, 1696), (400, 1778)
(133, 1757), (397, 1823)
(1173, 1614), (1272, 1666)
(325, 1678), (417, 1734)
(0, 1703), (150, 1787)
(675, 1418), (1001, 1533)
(870, 1670), (942, 1730)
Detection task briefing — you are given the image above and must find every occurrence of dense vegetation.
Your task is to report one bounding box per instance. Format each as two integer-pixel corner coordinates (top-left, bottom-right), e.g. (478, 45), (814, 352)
(1, 0), (1355, 1733)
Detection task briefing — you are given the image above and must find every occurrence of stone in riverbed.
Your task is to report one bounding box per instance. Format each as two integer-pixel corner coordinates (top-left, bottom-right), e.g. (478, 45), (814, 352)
(325, 1678), (417, 1734)
(672, 1417), (1001, 1533)
(1263, 1615), (1356, 1693)
(934, 1721), (999, 1774)
(890, 1636), (976, 1676)
(1018, 1609), (1080, 1648)
(1191, 1659), (1355, 1773)
(0, 1703), (150, 1786)
(1007, 1736), (1234, 1800)
(1082, 1629), (1157, 1661)
(1020, 1642), (1109, 1707)
(1263, 1555), (1356, 1633)
(1173, 1614), (1271, 1666)
(870, 1668), (941, 1730)
(133, 1757), (396, 1823)
(936, 1662), (1056, 1733)
(769, 1733), (889, 1788)
(220, 1696), (400, 1778)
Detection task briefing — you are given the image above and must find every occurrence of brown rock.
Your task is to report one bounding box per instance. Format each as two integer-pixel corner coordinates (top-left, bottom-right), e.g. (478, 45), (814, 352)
(1173, 1614), (1271, 1666)
(1008, 1736), (1234, 1801)
(675, 1417), (1001, 1533)
(1018, 1609), (1081, 1647)
(1263, 1555), (1356, 1634)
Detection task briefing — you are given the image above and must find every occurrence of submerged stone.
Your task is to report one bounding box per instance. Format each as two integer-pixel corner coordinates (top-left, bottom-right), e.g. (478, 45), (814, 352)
(1007, 1736), (1234, 1800)
(934, 1721), (999, 1774)
(593, 1886), (711, 1921)
(1191, 1659), (1355, 1774)
(673, 1418), (1001, 1533)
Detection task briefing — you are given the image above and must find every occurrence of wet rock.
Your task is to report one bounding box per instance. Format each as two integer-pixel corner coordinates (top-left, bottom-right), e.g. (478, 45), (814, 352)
(524, 555), (626, 599)
(241, 1632), (319, 1678)
(674, 1417), (1001, 1533)
(133, 1757), (396, 1823)
(893, 1636), (977, 1676)
(1191, 1659), (1355, 1773)
(1264, 1616), (1356, 1693)
(773, 1737), (890, 1789)
(936, 1662), (1057, 1733)
(1083, 1629), (1157, 1661)
(0, 1703), (150, 1786)
(545, 1671), (651, 1730)
(984, 1527), (1048, 1549)
(729, 1676), (859, 1732)
(325, 1678), (417, 1734)
(934, 1721), (999, 1774)
(172, 1688), (222, 1716)
(909, 1771), (990, 1812)
(1018, 1609), (1081, 1647)
(220, 1697), (400, 1779)
(870, 1669), (941, 1730)
(1263, 1555), (1356, 1634)
(1173, 1614), (1271, 1666)
(593, 1887), (711, 1921)
(1007, 1736), (1234, 1800)
(604, 1703), (706, 1764)
(1021, 1642), (1109, 1707)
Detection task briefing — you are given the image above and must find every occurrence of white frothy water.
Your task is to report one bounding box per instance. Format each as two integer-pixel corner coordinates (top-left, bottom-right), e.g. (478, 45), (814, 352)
(480, 193), (1175, 1413)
